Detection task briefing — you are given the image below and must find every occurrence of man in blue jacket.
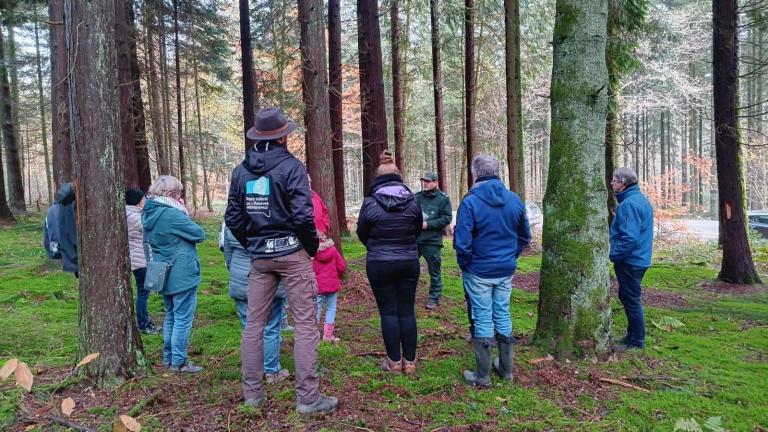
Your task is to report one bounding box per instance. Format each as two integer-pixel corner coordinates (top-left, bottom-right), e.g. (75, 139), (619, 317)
(454, 154), (531, 387)
(225, 108), (336, 414)
(610, 167), (654, 351)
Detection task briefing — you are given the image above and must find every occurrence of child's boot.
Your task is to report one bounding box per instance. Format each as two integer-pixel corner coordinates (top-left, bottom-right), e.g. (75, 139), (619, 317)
(323, 323), (340, 342)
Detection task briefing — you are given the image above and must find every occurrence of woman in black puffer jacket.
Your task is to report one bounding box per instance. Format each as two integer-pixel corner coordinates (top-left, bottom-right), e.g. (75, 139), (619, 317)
(357, 150), (423, 374)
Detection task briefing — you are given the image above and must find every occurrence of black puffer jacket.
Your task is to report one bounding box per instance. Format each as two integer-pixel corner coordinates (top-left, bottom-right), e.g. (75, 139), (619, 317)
(356, 173), (423, 261)
(225, 142), (319, 258)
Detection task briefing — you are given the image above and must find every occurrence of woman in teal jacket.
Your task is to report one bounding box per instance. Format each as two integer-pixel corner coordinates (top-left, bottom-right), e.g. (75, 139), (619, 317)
(143, 175), (205, 373)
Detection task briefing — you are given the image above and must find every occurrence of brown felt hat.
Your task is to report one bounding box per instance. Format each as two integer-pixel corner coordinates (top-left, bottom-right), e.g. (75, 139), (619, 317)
(245, 108), (299, 141)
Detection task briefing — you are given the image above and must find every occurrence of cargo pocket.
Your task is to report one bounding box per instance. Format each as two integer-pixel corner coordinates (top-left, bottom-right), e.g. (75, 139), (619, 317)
(300, 272), (318, 297)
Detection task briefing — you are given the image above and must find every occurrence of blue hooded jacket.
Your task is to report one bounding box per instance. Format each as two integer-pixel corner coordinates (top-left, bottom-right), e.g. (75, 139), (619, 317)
(142, 198), (205, 296)
(454, 176), (531, 278)
(610, 183), (654, 268)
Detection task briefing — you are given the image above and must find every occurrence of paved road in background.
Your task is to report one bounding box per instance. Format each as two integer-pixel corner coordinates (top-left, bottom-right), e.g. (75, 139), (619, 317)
(680, 219), (718, 241)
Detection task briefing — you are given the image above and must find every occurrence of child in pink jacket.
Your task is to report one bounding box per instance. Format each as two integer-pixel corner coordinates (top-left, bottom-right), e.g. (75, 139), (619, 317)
(314, 232), (347, 341)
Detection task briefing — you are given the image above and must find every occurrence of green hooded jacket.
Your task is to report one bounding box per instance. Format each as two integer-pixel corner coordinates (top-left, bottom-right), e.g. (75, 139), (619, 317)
(415, 189), (452, 246)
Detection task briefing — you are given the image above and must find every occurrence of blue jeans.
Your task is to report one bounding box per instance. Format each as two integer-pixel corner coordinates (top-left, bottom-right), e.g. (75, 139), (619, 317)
(316, 293), (338, 324)
(133, 268), (150, 330)
(463, 272), (513, 339)
(162, 288), (198, 367)
(234, 295), (285, 374)
(614, 262), (647, 348)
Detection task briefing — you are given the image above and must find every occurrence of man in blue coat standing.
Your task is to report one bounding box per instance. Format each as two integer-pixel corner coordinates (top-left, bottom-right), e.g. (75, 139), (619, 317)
(454, 154), (531, 387)
(610, 167), (654, 351)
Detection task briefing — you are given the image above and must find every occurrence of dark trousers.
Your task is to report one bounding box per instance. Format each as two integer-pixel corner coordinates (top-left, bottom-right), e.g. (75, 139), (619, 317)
(366, 259), (420, 362)
(133, 267), (150, 330)
(614, 262), (648, 348)
(418, 244), (443, 301)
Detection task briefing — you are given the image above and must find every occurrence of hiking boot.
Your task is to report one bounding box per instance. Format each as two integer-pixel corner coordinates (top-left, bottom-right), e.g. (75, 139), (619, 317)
(613, 343), (643, 353)
(402, 358), (417, 375)
(492, 333), (515, 381)
(463, 338), (493, 387)
(296, 394), (338, 415)
(162, 360), (171, 369)
(244, 396), (265, 407)
(322, 323), (340, 342)
(265, 369), (290, 384)
(169, 360), (203, 374)
(380, 356), (402, 373)
(140, 322), (161, 335)
(280, 318), (294, 333)
(425, 299), (439, 310)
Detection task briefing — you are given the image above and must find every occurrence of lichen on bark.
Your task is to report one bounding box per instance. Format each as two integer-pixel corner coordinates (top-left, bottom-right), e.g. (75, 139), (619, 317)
(534, 0), (612, 358)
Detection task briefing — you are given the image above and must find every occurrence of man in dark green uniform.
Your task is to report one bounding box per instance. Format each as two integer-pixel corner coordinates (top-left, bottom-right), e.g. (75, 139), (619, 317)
(416, 172), (453, 310)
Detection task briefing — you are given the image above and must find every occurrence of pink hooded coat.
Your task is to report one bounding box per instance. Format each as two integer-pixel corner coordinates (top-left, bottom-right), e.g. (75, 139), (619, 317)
(313, 241), (346, 295)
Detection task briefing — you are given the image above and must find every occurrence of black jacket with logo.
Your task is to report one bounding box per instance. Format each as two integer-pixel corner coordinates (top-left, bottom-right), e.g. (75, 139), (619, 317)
(225, 143), (319, 258)
(356, 173), (423, 262)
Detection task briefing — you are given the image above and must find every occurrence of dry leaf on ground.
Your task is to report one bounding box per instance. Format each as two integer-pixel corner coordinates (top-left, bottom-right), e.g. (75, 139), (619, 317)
(0, 358), (18, 381)
(14, 362), (33, 391)
(61, 397), (76, 417)
(75, 352), (100, 369)
(119, 415), (141, 432)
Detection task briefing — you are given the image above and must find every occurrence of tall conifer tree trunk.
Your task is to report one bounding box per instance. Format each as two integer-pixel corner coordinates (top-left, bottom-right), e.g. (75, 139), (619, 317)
(712, 0), (762, 284)
(0, 30), (25, 211)
(357, 0), (389, 194)
(239, 0), (256, 153)
(505, 0), (524, 198)
(299, 0), (341, 246)
(328, 0), (347, 232)
(33, 7), (54, 203)
(464, 0), (475, 190)
(391, 0), (405, 174)
(127, 0), (152, 191)
(534, 0), (612, 357)
(115, 0), (139, 188)
(173, 0), (185, 196)
(65, 0), (145, 385)
(146, 2), (169, 174)
(430, 0), (447, 192)
(51, 0), (72, 189)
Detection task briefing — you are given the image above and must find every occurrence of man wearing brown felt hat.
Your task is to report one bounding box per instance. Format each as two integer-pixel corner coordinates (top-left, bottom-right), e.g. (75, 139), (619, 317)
(226, 107), (338, 414)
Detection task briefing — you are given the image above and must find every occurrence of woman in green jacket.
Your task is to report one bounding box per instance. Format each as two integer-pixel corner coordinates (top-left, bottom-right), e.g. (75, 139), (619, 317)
(142, 175), (205, 373)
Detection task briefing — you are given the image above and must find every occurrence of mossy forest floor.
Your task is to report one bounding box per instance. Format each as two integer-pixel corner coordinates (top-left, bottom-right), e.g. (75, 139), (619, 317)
(1, 215), (767, 431)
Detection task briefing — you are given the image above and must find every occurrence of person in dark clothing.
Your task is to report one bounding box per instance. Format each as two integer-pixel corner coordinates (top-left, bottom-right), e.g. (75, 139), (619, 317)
(415, 171), (453, 309)
(357, 150), (423, 375)
(225, 107), (337, 415)
(44, 202), (62, 260)
(610, 167), (654, 351)
(55, 183), (78, 276)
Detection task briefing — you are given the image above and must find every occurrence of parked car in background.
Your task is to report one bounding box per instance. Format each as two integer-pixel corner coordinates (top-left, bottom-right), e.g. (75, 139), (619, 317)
(748, 210), (768, 238)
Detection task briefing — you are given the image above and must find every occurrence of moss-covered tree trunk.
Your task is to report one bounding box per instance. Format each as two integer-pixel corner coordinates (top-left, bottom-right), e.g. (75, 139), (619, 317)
(534, 0), (612, 358)
(66, 0), (146, 386)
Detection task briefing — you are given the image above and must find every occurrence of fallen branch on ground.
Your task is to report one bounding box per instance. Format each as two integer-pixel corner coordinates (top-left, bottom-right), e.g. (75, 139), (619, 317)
(598, 377), (651, 393)
(126, 389), (162, 417)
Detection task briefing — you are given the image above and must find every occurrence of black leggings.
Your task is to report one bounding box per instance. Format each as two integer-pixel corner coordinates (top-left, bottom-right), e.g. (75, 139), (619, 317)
(366, 259), (420, 362)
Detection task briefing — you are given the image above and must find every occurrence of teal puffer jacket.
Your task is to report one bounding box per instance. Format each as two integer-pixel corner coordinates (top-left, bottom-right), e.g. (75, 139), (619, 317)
(142, 198), (205, 295)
